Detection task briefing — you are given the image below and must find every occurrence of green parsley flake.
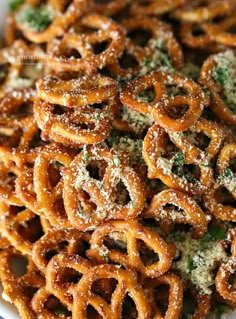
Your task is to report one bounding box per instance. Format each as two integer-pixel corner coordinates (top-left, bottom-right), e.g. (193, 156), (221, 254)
(83, 145), (89, 162)
(222, 168), (234, 179)
(17, 5), (53, 32)
(173, 151), (185, 166)
(9, 0), (25, 12)
(113, 155), (120, 167)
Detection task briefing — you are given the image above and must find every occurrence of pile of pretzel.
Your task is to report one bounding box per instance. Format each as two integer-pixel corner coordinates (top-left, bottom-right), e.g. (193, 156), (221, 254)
(0, 0), (236, 318)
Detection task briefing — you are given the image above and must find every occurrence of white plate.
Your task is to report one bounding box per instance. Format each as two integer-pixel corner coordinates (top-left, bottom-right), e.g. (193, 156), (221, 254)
(0, 1), (235, 318)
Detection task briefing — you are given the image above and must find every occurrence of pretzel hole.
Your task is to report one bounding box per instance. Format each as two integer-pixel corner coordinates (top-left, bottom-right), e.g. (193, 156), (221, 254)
(138, 239), (160, 266)
(192, 26), (206, 37)
(91, 278), (119, 304)
(184, 131), (211, 151)
(94, 0), (113, 4)
(127, 29), (152, 47)
(114, 181), (131, 205)
(152, 284), (169, 315)
(122, 294), (138, 319)
(226, 25), (236, 34)
(118, 51), (139, 69)
(45, 241), (69, 262)
(52, 105), (67, 115)
(11, 255), (28, 277)
(48, 162), (64, 187)
(92, 41), (110, 55)
(18, 215), (44, 243)
(53, 198), (68, 219)
(87, 305), (103, 319)
(23, 286), (39, 300)
(86, 161), (106, 180)
(172, 164), (201, 182)
(29, 130), (44, 148)
(138, 86), (155, 103)
(61, 47), (82, 59)
(61, 0), (72, 12)
(215, 186), (236, 206)
(104, 233), (127, 254)
(56, 267), (82, 285)
(182, 290), (198, 318)
(45, 295), (71, 316)
(0, 64), (8, 84)
(164, 104), (189, 120)
(76, 239), (90, 258)
(229, 158), (236, 174)
(165, 85), (188, 97)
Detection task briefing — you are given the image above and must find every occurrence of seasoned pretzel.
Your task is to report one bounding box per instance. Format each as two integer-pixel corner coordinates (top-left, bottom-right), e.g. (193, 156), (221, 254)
(15, 0), (90, 44)
(203, 183), (236, 221)
(143, 273), (183, 319)
(32, 228), (90, 274)
(215, 257), (236, 304)
(87, 219), (174, 277)
(199, 50), (236, 125)
(121, 70), (208, 132)
(34, 75), (118, 146)
(31, 287), (72, 319)
(144, 189), (208, 238)
(1, 206), (43, 255)
(173, 0), (234, 22)
(71, 264), (152, 319)
(0, 248), (43, 319)
(33, 144), (75, 228)
(47, 14), (125, 73)
(63, 145), (145, 230)
(203, 12), (236, 47)
(143, 124), (213, 195)
(45, 253), (92, 309)
(130, 0), (187, 16)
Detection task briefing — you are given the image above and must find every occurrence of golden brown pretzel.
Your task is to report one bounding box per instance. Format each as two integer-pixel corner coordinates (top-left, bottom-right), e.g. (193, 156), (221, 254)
(143, 124), (213, 195)
(32, 228), (90, 273)
(47, 14), (125, 73)
(87, 219), (174, 277)
(143, 273), (183, 319)
(121, 70), (209, 132)
(144, 189), (208, 238)
(63, 145), (145, 230)
(71, 264), (152, 319)
(130, 0), (187, 16)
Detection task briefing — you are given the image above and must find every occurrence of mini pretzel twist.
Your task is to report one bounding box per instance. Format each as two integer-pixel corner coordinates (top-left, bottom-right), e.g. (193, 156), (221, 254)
(215, 257), (236, 304)
(121, 70), (209, 132)
(144, 189), (208, 238)
(91, 0), (130, 16)
(47, 14), (125, 73)
(15, 0), (91, 44)
(71, 264), (152, 319)
(35, 75), (118, 146)
(87, 219), (175, 277)
(143, 273), (183, 319)
(63, 145), (146, 230)
(32, 228), (90, 274)
(45, 253), (92, 310)
(173, 0), (234, 22)
(33, 143), (75, 228)
(143, 124), (213, 195)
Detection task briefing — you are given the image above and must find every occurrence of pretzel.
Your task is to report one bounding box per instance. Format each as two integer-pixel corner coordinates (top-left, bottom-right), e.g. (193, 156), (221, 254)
(0, 248), (43, 319)
(71, 264), (152, 319)
(216, 143), (236, 199)
(1, 206), (43, 255)
(143, 124), (213, 195)
(130, 0), (187, 16)
(47, 14), (125, 73)
(15, 0), (90, 44)
(31, 287), (72, 319)
(173, 0), (234, 22)
(87, 219), (175, 277)
(199, 50), (236, 125)
(203, 12), (236, 47)
(63, 145), (145, 230)
(32, 228), (90, 274)
(143, 273), (183, 319)
(144, 189), (208, 238)
(33, 143), (75, 228)
(215, 257), (236, 304)
(121, 70), (209, 132)
(91, 0), (130, 16)
(45, 253), (92, 310)
(34, 75), (118, 146)
(203, 183), (236, 221)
